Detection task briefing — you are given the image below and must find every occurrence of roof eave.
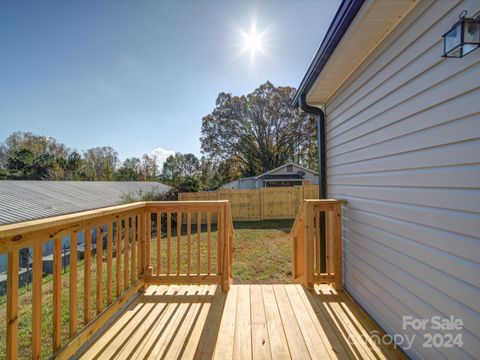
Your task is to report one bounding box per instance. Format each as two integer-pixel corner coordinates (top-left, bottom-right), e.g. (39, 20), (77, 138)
(292, 0), (365, 108)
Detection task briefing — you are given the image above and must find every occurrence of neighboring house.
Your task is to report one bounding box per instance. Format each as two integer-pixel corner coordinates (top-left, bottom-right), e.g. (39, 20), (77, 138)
(220, 162), (319, 189)
(0, 181), (170, 274)
(293, 1), (479, 359)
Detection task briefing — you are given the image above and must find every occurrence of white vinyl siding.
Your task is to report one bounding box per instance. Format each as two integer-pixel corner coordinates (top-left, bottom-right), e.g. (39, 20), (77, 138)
(324, 1), (480, 359)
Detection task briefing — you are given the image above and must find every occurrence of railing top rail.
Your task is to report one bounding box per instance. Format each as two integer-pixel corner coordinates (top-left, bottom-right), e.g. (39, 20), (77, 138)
(0, 200), (231, 241)
(289, 201), (306, 239)
(303, 199), (347, 205)
(0, 201), (147, 238)
(146, 200), (229, 209)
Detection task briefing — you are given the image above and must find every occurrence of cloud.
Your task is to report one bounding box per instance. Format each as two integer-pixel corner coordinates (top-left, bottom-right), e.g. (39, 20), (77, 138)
(151, 147), (175, 170)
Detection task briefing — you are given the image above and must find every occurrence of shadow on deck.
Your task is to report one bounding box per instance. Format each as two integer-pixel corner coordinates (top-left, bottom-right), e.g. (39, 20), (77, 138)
(79, 284), (407, 360)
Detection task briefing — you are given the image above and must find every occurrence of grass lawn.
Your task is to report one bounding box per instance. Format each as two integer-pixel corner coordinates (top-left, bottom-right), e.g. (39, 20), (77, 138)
(232, 219), (293, 283)
(0, 219), (293, 359)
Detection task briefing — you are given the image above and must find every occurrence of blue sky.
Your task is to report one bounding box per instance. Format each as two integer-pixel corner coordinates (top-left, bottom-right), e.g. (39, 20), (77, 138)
(0, 0), (339, 162)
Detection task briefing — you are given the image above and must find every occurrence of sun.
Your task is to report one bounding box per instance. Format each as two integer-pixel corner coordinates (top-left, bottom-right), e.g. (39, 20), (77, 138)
(231, 17), (272, 64)
(243, 30), (263, 53)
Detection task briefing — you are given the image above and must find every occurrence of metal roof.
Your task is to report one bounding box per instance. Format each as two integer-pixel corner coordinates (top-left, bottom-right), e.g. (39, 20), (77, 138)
(0, 181), (170, 225)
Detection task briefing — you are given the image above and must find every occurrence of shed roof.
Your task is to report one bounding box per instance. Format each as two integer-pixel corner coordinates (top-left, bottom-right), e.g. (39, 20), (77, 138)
(0, 181), (170, 225)
(254, 162), (318, 179)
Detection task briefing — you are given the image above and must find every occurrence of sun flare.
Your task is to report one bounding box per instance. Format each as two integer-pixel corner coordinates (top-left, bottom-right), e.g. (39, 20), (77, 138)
(232, 17), (272, 64)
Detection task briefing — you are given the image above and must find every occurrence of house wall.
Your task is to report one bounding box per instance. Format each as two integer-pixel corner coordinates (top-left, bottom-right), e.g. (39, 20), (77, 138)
(324, 1), (480, 359)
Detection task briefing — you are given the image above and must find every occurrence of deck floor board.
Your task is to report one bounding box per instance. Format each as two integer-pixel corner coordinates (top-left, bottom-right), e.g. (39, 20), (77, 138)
(79, 284), (408, 360)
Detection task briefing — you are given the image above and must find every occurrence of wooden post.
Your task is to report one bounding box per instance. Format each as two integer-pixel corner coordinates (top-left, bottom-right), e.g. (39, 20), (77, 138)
(53, 237), (62, 351)
(333, 204), (343, 289)
(221, 204), (230, 291)
(6, 250), (19, 360)
(32, 243), (43, 359)
(304, 203), (314, 289)
(69, 233), (78, 337)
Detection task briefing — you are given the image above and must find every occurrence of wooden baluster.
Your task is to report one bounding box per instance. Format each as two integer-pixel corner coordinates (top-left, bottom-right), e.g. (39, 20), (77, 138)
(145, 212), (151, 274)
(207, 211), (211, 274)
(315, 208), (320, 276)
(84, 229), (91, 324)
(69, 233), (78, 337)
(32, 243), (43, 359)
(6, 250), (19, 360)
(96, 226), (103, 315)
(116, 219), (121, 297)
(131, 216), (136, 281)
(217, 206), (223, 290)
(157, 212), (161, 275)
(326, 211), (333, 275)
(137, 213), (142, 276)
(124, 218), (130, 289)
(187, 211), (191, 275)
(217, 210), (221, 275)
(197, 211), (201, 275)
(167, 212), (171, 275)
(53, 237), (62, 351)
(333, 204), (343, 289)
(106, 223), (113, 305)
(177, 211), (181, 274)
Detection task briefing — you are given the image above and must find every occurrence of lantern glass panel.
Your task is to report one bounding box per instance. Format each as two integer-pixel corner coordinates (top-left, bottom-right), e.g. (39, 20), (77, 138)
(444, 24), (461, 55)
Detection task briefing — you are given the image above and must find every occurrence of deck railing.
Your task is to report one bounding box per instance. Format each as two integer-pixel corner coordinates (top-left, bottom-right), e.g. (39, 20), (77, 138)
(0, 200), (233, 360)
(290, 199), (345, 289)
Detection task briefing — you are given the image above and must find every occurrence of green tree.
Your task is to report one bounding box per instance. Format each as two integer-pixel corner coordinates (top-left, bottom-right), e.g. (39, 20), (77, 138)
(82, 146), (119, 180)
(115, 157), (141, 181)
(65, 151), (84, 180)
(200, 81), (317, 177)
(6, 148), (38, 179)
(177, 176), (201, 193)
(161, 152), (200, 188)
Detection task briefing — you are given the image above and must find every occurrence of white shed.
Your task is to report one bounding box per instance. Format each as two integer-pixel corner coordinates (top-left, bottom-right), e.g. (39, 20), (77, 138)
(221, 162), (319, 189)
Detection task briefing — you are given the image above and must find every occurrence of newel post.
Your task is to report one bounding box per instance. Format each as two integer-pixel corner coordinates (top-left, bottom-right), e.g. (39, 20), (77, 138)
(143, 206), (153, 285)
(221, 203), (231, 291)
(304, 202), (315, 289)
(333, 203), (343, 289)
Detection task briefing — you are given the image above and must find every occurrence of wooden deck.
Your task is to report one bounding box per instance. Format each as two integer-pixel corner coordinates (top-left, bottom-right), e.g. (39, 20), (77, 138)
(79, 284), (407, 360)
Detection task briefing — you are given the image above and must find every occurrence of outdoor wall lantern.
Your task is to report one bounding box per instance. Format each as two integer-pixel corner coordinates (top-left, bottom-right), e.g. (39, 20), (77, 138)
(442, 10), (480, 58)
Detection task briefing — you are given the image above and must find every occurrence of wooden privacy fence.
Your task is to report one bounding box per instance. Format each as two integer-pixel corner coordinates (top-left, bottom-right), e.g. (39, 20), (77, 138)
(290, 199), (345, 289)
(179, 184), (319, 221)
(0, 200), (233, 360)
